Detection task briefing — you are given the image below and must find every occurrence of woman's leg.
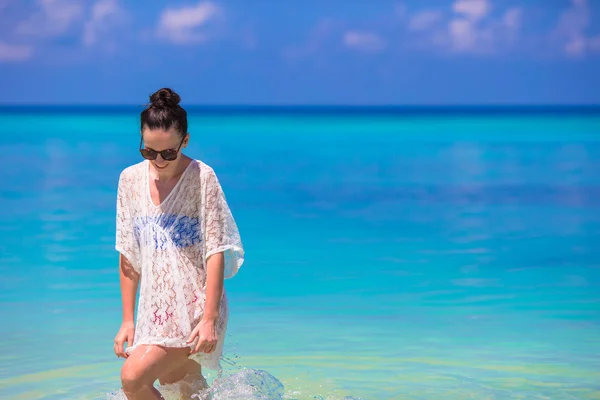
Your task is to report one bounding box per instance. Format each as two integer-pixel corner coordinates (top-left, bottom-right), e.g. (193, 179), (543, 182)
(121, 345), (190, 400)
(159, 359), (208, 399)
(158, 358), (201, 385)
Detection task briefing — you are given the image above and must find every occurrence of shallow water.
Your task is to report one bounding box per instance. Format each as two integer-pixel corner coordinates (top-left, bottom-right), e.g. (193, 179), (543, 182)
(0, 109), (599, 399)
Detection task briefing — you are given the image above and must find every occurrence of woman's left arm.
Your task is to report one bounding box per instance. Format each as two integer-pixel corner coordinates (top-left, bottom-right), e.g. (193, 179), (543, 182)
(187, 166), (244, 354)
(203, 252), (225, 322)
(187, 252), (224, 354)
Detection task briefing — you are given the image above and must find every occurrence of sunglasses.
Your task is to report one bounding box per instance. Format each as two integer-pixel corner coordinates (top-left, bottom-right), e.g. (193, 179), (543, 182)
(139, 135), (186, 161)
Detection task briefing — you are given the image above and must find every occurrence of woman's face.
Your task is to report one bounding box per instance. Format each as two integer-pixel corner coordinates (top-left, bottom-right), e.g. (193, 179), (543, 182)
(141, 127), (189, 173)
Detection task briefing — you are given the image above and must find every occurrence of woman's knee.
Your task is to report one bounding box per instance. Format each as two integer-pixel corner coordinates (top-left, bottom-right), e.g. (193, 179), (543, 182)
(120, 345), (191, 393)
(121, 359), (153, 393)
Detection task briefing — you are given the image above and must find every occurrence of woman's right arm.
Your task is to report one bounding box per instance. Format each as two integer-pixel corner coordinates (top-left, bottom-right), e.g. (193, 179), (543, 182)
(114, 253), (139, 358)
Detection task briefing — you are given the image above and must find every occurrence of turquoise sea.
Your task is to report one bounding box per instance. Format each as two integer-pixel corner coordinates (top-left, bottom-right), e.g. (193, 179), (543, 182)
(0, 107), (599, 399)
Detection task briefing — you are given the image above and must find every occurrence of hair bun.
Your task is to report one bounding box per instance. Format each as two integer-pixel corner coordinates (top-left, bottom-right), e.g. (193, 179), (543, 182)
(149, 88), (181, 109)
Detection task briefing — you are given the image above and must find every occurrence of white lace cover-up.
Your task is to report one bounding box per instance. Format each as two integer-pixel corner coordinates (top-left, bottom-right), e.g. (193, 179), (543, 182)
(115, 159), (244, 370)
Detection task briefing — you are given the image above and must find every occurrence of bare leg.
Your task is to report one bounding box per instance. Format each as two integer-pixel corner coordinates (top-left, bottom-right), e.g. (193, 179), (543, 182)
(159, 358), (201, 384)
(159, 359), (208, 399)
(121, 345), (191, 400)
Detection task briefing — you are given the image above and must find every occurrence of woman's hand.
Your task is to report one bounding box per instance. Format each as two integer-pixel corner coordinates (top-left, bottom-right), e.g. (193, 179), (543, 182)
(114, 321), (135, 358)
(186, 317), (218, 354)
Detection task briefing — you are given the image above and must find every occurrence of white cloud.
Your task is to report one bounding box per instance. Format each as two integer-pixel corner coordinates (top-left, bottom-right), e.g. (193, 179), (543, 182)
(409, 10), (443, 32)
(445, 0), (496, 53)
(448, 19), (477, 51)
(565, 35), (586, 56)
(502, 8), (522, 31)
(1, 0), (126, 60)
(554, 0), (599, 57)
(343, 31), (386, 53)
(442, 2), (522, 54)
(16, 0), (84, 37)
(83, 0), (123, 47)
(157, 1), (221, 44)
(452, 0), (490, 22)
(0, 41), (33, 62)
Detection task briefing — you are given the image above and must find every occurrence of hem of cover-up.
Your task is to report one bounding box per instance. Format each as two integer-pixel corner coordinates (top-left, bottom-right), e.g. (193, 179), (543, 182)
(205, 245), (245, 279)
(115, 244), (140, 274)
(125, 337), (225, 371)
(124, 342), (191, 354)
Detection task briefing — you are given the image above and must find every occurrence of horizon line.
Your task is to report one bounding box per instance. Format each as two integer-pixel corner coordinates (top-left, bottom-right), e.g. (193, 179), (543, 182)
(1, 103), (599, 107)
(1, 104), (599, 115)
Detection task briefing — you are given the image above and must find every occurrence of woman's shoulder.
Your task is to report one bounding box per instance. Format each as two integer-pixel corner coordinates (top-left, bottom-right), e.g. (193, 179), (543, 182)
(190, 158), (218, 182)
(118, 161), (146, 184)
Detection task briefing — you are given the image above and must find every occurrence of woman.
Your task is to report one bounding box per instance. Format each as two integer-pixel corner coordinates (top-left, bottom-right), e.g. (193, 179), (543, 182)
(113, 88), (244, 399)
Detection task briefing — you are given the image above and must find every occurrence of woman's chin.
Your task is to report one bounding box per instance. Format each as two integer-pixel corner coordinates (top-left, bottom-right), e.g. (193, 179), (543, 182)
(153, 162), (169, 171)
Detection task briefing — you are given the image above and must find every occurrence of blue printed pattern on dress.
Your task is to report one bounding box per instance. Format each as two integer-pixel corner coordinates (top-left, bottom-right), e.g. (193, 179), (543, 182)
(133, 214), (201, 249)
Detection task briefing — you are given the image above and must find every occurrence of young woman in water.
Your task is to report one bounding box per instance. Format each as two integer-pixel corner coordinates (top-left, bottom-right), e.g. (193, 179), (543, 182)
(113, 88), (244, 399)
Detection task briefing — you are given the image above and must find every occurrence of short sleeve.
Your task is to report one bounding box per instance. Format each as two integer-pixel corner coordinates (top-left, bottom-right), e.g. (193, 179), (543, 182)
(115, 171), (140, 273)
(202, 167), (244, 279)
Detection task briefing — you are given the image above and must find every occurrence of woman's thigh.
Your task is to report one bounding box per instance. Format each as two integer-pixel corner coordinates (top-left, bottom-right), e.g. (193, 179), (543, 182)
(158, 359), (202, 385)
(121, 345), (191, 389)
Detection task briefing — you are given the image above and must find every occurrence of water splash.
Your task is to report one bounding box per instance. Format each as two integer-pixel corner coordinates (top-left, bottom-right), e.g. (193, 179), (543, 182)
(208, 369), (284, 399)
(105, 368), (362, 400)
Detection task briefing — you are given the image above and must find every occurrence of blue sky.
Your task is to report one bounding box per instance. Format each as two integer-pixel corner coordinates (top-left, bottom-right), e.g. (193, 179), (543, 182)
(0, 0), (599, 105)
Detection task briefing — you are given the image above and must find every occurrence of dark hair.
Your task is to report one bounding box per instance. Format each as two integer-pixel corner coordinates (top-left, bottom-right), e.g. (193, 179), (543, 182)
(140, 88), (187, 138)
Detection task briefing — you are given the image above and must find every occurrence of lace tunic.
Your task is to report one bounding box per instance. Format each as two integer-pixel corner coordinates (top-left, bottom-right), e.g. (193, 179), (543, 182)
(115, 159), (244, 370)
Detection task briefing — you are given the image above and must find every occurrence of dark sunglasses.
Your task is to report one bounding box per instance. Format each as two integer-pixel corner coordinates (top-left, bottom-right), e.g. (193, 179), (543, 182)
(139, 135), (186, 161)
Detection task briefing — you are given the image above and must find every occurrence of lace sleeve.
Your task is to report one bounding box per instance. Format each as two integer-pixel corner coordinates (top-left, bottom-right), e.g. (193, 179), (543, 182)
(115, 171), (140, 273)
(202, 167), (244, 279)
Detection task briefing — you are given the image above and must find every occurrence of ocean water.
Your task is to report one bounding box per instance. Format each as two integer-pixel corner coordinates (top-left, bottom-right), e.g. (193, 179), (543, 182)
(0, 107), (599, 399)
